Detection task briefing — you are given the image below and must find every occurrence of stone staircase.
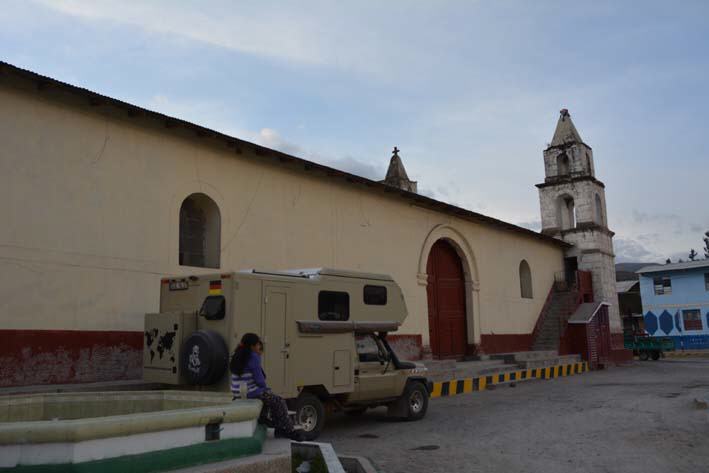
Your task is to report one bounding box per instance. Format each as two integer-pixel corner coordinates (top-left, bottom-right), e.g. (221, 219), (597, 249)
(531, 290), (578, 351)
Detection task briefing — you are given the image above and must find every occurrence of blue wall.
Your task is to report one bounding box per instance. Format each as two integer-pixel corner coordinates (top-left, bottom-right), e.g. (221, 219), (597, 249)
(639, 266), (709, 349)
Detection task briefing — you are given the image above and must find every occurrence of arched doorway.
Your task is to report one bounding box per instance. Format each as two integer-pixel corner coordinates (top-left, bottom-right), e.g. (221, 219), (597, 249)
(426, 239), (468, 359)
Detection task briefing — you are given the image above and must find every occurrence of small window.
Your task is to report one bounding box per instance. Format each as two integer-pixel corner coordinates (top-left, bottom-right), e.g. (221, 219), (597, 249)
(682, 309), (702, 331)
(318, 291), (349, 321)
(519, 260), (533, 299)
(653, 276), (672, 295)
(705, 273), (709, 291)
(199, 295), (225, 320)
(364, 285), (387, 305)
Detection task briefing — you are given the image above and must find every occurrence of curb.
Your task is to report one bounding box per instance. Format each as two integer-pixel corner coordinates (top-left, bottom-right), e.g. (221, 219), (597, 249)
(664, 351), (709, 359)
(430, 361), (589, 399)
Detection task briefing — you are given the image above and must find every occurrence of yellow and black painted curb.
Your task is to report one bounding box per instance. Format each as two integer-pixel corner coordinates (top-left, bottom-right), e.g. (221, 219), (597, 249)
(430, 361), (589, 399)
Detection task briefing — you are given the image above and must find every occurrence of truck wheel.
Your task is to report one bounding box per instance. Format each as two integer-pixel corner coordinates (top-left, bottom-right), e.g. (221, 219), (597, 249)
(651, 351), (661, 361)
(295, 392), (325, 441)
(403, 382), (428, 421)
(639, 350), (649, 361)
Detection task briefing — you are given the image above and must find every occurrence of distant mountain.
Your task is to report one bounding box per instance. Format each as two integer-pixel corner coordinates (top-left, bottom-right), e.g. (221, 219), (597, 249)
(615, 262), (654, 281)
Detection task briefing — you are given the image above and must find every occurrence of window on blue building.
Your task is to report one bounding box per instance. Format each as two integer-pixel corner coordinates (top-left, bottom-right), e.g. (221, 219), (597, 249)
(683, 309), (702, 331)
(705, 273), (709, 291)
(653, 276), (672, 295)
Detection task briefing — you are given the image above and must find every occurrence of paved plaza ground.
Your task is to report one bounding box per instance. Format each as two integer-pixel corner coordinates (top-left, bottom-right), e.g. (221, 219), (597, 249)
(319, 358), (709, 473)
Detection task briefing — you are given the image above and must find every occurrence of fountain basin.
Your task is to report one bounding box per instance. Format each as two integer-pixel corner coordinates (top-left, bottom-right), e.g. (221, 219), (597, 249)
(0, 390), (264, 472)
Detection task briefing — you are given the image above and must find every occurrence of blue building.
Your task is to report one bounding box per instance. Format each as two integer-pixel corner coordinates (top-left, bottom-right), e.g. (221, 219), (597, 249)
(637, 260), (709, 350)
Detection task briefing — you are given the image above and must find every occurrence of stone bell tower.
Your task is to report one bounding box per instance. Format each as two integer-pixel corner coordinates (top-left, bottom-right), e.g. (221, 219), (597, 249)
(536, 109), (621, 333)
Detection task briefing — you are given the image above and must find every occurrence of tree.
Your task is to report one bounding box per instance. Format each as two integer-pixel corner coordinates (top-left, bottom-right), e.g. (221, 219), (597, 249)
(665, 258), (671, 264)
(704, 231), (709, 259)
(689, 249), (698, 261)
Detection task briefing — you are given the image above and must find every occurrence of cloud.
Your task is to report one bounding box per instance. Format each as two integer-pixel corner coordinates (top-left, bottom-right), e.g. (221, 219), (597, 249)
(613, 238), (659, 263)
(247, 127), (386, 181)
(34, 0), (324, 65)
(252, 128), (304, 157)
(31, 0), (458, 83)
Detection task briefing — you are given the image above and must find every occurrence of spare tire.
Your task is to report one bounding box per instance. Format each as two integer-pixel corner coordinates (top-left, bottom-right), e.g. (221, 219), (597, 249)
(181, 330), (229, 385)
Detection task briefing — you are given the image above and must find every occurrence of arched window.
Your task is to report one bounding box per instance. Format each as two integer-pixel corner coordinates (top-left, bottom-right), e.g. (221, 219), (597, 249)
(556, 153), (570, 176)
(179, 193), (221, 268)
(595, 194), (604, 225)
(557, 195), (576, 230)
(519, 260), (533, 299)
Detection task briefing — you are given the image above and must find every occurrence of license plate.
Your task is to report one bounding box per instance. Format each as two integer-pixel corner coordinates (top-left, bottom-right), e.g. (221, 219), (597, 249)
(169, 280), (189, 291)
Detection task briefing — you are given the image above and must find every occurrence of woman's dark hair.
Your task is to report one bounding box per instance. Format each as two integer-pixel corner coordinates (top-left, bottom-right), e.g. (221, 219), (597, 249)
(229, 333), (262, 376)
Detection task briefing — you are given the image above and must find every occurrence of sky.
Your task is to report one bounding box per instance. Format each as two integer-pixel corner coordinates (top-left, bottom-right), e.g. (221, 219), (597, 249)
(2, 0), (708, 263)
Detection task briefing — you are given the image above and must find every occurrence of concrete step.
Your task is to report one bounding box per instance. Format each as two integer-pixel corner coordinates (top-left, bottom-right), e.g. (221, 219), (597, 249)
(421, 359), (456, 371)
(425, 359), (519, 382)
(489, 350), (557, 364)
(517, 354), (582, 369)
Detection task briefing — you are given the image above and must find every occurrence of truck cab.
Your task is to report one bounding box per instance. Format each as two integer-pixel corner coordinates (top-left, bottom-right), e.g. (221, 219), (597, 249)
(143, 268), (430, 439)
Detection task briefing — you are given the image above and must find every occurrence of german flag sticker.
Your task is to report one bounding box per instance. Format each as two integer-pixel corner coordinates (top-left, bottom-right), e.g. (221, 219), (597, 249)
(209, 280), (223, 295)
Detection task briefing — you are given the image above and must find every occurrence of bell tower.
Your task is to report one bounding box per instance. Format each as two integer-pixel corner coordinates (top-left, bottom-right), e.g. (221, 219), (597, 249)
(536, 109), (621, 332)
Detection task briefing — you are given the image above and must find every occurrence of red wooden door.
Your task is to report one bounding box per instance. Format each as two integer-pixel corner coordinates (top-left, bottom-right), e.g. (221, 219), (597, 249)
(426, 240), (467, 359)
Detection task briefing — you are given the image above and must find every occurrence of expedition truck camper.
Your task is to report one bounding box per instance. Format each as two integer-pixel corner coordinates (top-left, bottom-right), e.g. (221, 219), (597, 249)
(143, 268), (431, 439)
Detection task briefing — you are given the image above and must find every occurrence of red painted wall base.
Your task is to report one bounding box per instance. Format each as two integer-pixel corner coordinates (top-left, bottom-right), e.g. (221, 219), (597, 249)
(478, 334), (533, 354)
(0, 329), (143, 388)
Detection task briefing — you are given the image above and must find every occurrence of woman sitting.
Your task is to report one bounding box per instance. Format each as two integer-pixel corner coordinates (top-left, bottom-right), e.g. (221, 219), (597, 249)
(230, 333), (302, 441)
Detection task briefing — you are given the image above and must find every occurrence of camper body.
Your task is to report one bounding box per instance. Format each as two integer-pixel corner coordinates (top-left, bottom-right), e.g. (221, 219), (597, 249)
(144, 268), (430, 439)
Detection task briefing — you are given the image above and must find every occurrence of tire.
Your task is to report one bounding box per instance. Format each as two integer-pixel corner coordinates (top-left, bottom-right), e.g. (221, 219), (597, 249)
(180, 330), (229, 385)
(295, 392), (325, 441)
(651, 351), (661, 361)
(639, 350), (649, 361)
(402, 382), (428, 421)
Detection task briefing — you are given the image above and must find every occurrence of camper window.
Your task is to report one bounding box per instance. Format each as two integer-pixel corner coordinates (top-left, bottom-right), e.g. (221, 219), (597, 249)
(199, 295), (225, 320)
(318, 291), (350, 321)
(363, 285), (387, 305)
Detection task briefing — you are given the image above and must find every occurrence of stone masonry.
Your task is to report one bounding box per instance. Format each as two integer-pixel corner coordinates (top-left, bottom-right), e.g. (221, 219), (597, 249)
(536, 109), (621, 332)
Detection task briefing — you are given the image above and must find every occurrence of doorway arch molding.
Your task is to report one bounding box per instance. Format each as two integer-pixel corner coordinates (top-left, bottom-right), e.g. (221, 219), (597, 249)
(417, 224), (481, 346)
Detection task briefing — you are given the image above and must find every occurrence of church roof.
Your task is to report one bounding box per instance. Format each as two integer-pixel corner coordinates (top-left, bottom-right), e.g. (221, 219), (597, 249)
(384, 147), (411, 182)
(550, 109), (584, 147)
(0, 60), (569, 249)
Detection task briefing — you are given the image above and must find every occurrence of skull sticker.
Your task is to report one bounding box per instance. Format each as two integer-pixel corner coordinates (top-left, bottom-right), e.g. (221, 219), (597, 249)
(187, 344), (201, 374)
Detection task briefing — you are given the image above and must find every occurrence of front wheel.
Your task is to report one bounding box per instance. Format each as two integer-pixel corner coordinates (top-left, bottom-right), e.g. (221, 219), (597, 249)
(402, 382), (429, 421)
(651, 350), (661, 361)
(294, 392), (325, 441)
(639, 350), (649, 361)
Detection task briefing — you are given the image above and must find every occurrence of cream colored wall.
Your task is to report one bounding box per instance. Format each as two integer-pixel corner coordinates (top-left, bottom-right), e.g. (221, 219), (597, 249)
(0, 87), (565, 344)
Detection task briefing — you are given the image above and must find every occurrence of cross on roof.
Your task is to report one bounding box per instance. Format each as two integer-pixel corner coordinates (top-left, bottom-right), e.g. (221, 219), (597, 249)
(392, 146), (399, 156)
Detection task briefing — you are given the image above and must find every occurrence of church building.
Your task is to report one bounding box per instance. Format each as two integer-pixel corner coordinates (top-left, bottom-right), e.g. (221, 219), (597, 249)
(0, 62), (624, 387)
